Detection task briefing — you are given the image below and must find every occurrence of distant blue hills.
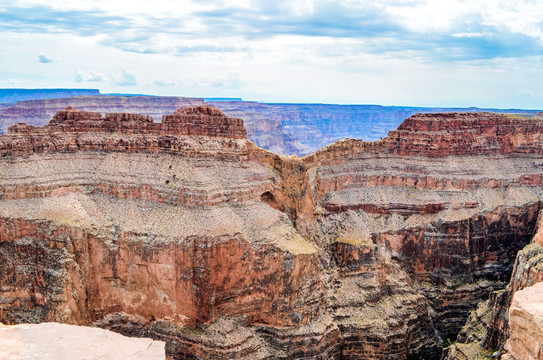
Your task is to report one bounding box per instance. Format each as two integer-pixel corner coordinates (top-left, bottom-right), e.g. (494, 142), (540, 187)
(0, 89), (100, 103)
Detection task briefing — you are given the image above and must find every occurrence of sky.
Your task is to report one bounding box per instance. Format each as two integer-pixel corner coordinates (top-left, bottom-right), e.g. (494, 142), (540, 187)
(1, 0), (543, 108)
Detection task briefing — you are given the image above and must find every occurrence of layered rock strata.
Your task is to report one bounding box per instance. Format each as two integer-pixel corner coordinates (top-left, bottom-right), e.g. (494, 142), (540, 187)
(443, 242), (543, 359)
(306, 113), (543, 347)
(1, 109), (543, 359)
(482, 242), (543, 352)
(3, 95), (541, 156)
(441, 208), (543, 359)
(0, 95), (204, 131)
(209, 101), (542, 155)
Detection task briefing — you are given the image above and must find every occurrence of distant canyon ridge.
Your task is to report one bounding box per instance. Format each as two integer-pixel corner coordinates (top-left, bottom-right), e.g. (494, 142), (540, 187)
(0, 88), (540, 156)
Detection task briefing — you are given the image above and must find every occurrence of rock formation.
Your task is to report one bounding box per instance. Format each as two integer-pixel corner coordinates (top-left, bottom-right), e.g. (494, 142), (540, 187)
(445, 233), (543, 359)
(0, 322), (165, 359)
(0, 95), (205, 133)
(2, 95), (541, 156)
(208, 101), (542, 155)
(1, 108), (543, 359)
(503, 282), (543, 360)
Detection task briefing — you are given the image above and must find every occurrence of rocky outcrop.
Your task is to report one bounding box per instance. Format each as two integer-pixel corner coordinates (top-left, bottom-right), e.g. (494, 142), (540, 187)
(11, 105), (246, 137)
(0, 322), (165, 360)
(304, 113), (543, 358)
(210, 102), (543, 155)
(502, 282), (543, 360)
(2, 109), (543, 359)
(385, 112), (543, 157)
(444, 220), (543, 359)
(0, 106), (327, 358)
(481, 243), (543, 352)
(0, 95), (205, 134)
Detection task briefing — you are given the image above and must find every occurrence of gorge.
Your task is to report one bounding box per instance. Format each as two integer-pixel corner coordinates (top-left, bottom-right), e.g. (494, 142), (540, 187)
(1, 105), (543, 359)
(1, 93), (541, 157)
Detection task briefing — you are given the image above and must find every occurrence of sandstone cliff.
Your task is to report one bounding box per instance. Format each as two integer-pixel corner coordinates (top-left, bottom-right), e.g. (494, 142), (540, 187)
(503, 282), (543, 360)
(0, 95), (205, 133)
(1, 109), (543, 359)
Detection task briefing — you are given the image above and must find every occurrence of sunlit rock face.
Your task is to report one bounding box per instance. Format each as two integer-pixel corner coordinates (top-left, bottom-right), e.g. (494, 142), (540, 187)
(0, 322), (165, 360)
(1, 108), (543, 359)
(502, 282), (543, 360)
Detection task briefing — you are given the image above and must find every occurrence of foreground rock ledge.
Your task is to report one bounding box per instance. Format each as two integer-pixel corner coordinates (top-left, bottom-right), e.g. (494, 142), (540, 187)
(503, 282), (543, 360)
(0, 322), (165, 360)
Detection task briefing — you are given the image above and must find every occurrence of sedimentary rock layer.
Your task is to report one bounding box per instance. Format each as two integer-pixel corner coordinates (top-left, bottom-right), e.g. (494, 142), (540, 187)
(303, 112), (543, 357)
(444, 239), (543, 359)
(2, 95), (541, 156)
(1, 109), (543, 359)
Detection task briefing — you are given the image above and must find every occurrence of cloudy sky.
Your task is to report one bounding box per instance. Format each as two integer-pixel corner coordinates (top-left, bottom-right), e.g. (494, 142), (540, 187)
(1, 0), (543, 108)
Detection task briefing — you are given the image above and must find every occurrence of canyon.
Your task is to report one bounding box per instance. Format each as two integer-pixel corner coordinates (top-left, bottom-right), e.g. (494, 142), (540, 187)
(1, 106), (543, 359)
(1, 93), (541, 156)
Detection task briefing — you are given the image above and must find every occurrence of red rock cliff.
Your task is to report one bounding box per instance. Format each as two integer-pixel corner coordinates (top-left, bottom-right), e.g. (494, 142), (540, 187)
(386, 112), (543, 156)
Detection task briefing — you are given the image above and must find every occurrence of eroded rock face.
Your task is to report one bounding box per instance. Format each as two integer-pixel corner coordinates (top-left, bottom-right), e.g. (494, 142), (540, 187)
(386, 112), (543, 156)
(503, 282), (543, 360)
(1, 109), (543, 359)
(480, 242), (543, 351)
(304, 113), (543, 352)
(443, 225), (543, 359)
(0, 322), (165, 360)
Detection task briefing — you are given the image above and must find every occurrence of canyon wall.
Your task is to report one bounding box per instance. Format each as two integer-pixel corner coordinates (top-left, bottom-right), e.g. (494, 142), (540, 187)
(2, 95), (541, 156)
(1, 108), (543, 359)
(0, 96), (205, 134)
(444, 211), (543, 359)
(209, 101), (542, 155)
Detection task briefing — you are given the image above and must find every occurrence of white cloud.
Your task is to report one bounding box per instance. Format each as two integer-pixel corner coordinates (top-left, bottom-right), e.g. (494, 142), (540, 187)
(74, 70), (106, 82)
(38, 54), (57, 63)
(211, 73), (246, 89)
(0, 79), (19, 85)
(154, 78), (176, 86)
(452, 32), (486, 38)
(114, 68), (138, 86)
(481, 1), (543, 41)
(1, 0), (543, 109)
